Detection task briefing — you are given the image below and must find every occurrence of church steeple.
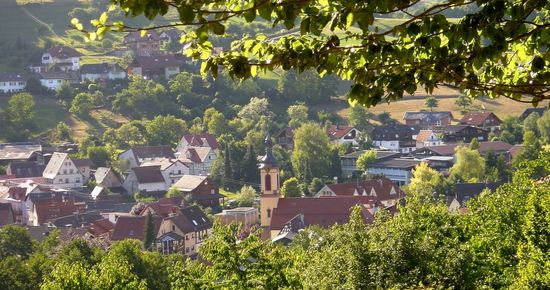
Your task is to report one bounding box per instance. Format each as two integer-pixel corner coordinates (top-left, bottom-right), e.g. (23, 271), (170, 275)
(259, 134), (280, 228)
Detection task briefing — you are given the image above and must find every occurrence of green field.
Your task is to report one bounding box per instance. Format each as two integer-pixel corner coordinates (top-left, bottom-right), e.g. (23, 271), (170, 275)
(0, 96), (68, 135)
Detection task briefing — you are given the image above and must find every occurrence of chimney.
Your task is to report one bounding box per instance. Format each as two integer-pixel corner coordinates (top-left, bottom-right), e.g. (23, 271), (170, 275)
(333, 176), (338, 184)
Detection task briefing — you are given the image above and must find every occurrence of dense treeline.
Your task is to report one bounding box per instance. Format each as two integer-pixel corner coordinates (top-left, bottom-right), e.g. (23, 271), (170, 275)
(1, 152), (549, 289)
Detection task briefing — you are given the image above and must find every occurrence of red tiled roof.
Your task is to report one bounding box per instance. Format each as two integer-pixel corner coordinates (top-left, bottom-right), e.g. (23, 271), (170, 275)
(182, 134), (220, 150)
(140, 203), (179, 217)
(132, 145), (175, 161)
(270, 196), (374, 231)
(460, 112), (501, 126)
(423, 141), (513, 156)
(508, 144), (523, 158)
(88, 218), (114, 237)
(328, 125), (354, 139)
(31, 193), (82, 225)
(325, 177), (405, 201)
(111, 215), (162, 241)
(47, 45), (81, 58)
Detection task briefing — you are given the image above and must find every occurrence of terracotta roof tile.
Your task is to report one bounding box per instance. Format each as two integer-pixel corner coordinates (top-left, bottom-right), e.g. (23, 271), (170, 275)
(460, 112), (501, 126)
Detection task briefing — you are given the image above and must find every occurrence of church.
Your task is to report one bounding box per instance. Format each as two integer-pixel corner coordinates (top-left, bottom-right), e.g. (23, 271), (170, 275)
(259, 136), (378, 243)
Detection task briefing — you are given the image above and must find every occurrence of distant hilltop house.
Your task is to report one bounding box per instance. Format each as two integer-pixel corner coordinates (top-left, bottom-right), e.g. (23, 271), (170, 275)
(519, 107), (548, 120)
(176, 133), (219, 175)
(123, 31), (161, 57)
(459, 112), (502, 133)
(275, 127), (295, 150)
(38, 71), (79, 91)
(0, 72), (26, 93)
(177, 133), (220, 152)
(327, 125), (362, 146)
(415, 129), (443, 149)
(80, 63), (126, 82)
(371, 125), (420, 154)
(403, 111), (453, 128)
(38, 45), (81, 72)
(127, 54), (184, 79)
(159, 29), (184, 51)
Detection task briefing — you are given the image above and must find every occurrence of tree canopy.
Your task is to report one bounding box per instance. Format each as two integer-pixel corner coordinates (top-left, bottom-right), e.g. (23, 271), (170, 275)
(83, 0), (550, 106)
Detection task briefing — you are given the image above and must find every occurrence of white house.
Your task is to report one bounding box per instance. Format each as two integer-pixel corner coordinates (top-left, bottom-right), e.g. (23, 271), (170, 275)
(415, 130), (443, 149)
(176, 133), (220, 152)
(94, 167), (123, 188)
(178, 147), (217, 175)
(371, 125), (420, 154)
(38, 71), (77, 91)
(123, 166), (167, 194)
(80, 63), (127, 81)
(366, 158), (423, 186)
(0, 72), (26, 93)
(119, 146), (176, 168)
(141, 159), (190, 188)
(42, 152), (84, 189)
(41, 45), (81, 71)
(327, 125), (362, 146)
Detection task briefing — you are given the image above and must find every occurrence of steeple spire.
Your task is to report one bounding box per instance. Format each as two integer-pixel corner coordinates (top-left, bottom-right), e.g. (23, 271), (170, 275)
(259, 134), (278, 169)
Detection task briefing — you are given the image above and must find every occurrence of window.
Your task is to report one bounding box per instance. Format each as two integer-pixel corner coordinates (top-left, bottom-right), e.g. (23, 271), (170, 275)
(265, 174), (271, 191)
(267, 208), (271, 218)
(69, 169), (73, 174)
(172, 225), (175, 231)
(65, 178), (69, 183)
(63, 169), (67, 174)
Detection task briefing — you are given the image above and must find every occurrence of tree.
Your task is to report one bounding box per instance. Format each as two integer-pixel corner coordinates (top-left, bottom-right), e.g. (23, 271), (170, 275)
(408, 162), (445, 201)
(378, 112), (394, 125)
(513, 131), (542, 167)
(203, 108), (228, 136)
(537, 109), (550, 144)
(56, 82), (75, 106)
(54, 122), (72, 141)
(280, 177), (303, 197)
(235, 185), (256, 207)
(450, 145), (486, 182)
(145, 115), (187, 146)
(470, 138), (480, 150)
(143, 211), (155, 250)
(70, 92), (94, 117)
(499, 116), (523, 144)
(308, 177), (324, 195)
(287, 103), (309, 128)
(292, 123), (331, 182)
(237, 97), (273, 125)
(87, 0), (550, 105)
(0, 225), (35, 259)
(425, 96), (439, 112)
(348, 104), (371, 132)
(455, 95), (472, 112)
(241, 144), (258, 183)
(328, 148), (342, 181)
(523, 112), (540, 136)
(6, 93), (36, 139)
(356, 150), (377, 172)
(87, 146), (110, 167)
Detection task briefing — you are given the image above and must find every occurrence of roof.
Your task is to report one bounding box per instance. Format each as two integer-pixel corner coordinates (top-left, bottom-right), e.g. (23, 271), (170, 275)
(81, 63), (123, 74)
(259, 136), (278, 169)
(88, 218), (114, 237)
(403, 111), (453, 121)
(181, 133), (220, 150)
(416, 130), (436, 143)
(324, 177), (405, 201)
(0, 72), (26, 82)
(371, 125), (420, 140)
(141, 159), (188, 171)
(460, 112), (501, 126)
(42, 152), (68, 179)
(48, 211), (104, 228)
(328, 125), (356, 139)
(130, 146), (175, 161)
(0, 203), (15, 226)
(111, 215), (162, 241)
(179, 147), (213, 163)
(180, 205), (212, 231)
(0, 142), (41, 161)
(73, 158), (94, 168)
(132, 166), (166, 184)
(129, 55), (182, 69)
(416, 141), (513, 156)
(270, 196), (374, 231)
(508, 144), (523, 158)
(341, 150), (400, 160)
(159, 28), (182, 41)
(275, 127), (294, 139)
(30, 192), (83, 225)
(38, 71), (77, 80)
(7, 161), (44, 178)
(94, 167), (121, 185)
(26, 225), (88, 242)
(173, 175), (207, 192)
(434, 125), (484, 134)
(453, 182), (503, 205)
(370, 158), (422, 169)
(85, 201), (135, 213)
(140, 199), (181, 217)
(520, 108), (547, 119)
(46, 45), (81, 58)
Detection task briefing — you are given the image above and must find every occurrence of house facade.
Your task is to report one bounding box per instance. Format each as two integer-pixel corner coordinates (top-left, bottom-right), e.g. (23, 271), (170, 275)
(415, 129), (443, 148)
(141, 159), (190, 187)
(119, 146), (176, 168)
(371, 125), (420, 153)
(460, 112), (502, 133)
(123, 31), (161, 56)
(366, 158), (422, 186)
(0, 72), (26, 93)
(327, 125), (362, 146)
(42, 152), (84, 189)
(38, 71), (78, 91)
(340, 150), (401, 178)
(123, 166), (167, 195)
(173, 175), (223, 207)
(41, 45), (81, 71)
(127, 55), (181, 79)
(80, 63), (127, 81)
(178, 147), (217, 175)
(433, 125), (489, 143)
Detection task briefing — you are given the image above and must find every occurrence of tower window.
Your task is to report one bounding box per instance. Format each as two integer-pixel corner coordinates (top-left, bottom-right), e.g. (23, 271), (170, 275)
(267, 208), (271, 218)
(265, 174), (271, 191)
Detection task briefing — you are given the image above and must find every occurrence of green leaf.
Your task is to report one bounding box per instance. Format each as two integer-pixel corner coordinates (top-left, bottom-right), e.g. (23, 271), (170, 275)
(99, 12), (108, 25)
(210, 22), (225, 35)
(178, 4), (195, 24)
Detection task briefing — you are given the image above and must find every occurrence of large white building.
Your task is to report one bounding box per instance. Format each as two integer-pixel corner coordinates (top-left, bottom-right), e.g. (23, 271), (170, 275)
(0, 72), (26, 93)
(40, 45), (81, 71)
(42, 152), (85, 189)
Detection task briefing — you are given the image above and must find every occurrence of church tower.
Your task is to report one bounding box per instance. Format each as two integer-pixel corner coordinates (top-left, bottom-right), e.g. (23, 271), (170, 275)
(259, 135), (280, 228)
